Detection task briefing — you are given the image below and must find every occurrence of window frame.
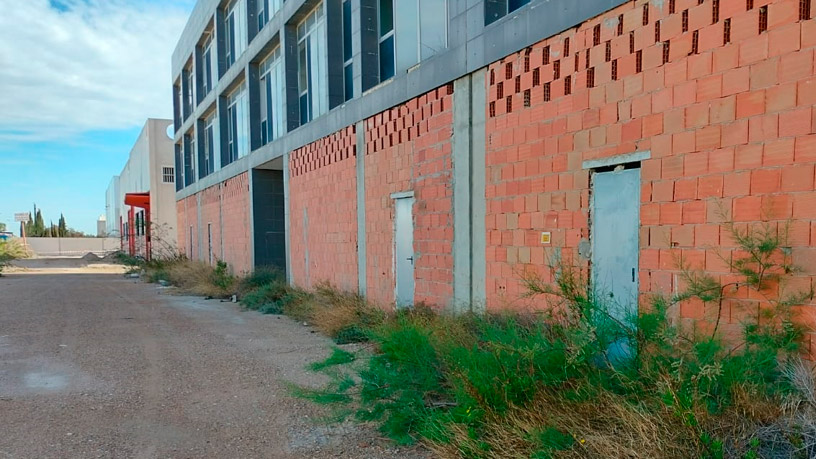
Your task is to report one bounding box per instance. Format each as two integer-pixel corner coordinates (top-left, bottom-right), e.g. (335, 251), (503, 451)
(183, 130), (197, 187)
(377, 0), (395, 81)
(162, 166), (175, 184)
(259, 46), (284, 145)
(201, 31), (215, 96)
(224, 0), (247, 69)
(296, 3), (328, 125)
(201, 112), (217, 178)
(342, 0), (353, 101)
(225, 84), (249, 164)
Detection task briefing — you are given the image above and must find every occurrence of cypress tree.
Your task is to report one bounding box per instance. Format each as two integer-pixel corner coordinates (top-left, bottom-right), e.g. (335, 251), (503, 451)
(34, 209), (45, 237)
(58, 214), (67, 238)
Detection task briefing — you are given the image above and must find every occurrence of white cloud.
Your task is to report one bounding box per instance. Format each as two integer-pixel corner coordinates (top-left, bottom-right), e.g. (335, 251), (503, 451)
(0, 0), (192, 141)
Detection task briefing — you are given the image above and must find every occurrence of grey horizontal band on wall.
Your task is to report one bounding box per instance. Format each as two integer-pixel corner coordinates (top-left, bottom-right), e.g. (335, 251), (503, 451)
(582, 151), (652, 170)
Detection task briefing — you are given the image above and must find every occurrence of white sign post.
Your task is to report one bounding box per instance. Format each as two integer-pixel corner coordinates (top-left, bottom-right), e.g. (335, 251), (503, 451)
(14, 213), (30, 247)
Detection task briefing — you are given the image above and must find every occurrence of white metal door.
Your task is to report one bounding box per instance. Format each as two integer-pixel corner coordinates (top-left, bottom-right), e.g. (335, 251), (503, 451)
(592, 167), (640, 329)
(394, 197), (415, 307)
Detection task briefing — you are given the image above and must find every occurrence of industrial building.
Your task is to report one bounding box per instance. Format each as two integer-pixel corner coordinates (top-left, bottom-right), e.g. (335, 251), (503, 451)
(172, 0), (816, 348)
(106, 119), (178, 259)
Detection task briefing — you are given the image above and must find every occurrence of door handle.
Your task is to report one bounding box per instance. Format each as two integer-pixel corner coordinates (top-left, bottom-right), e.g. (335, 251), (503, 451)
(632, 268), (635, 282)
(407, 256), (414, 264)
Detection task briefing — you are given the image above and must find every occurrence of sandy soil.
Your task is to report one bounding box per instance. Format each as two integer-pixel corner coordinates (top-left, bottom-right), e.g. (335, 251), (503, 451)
(0, 264), (430, 458)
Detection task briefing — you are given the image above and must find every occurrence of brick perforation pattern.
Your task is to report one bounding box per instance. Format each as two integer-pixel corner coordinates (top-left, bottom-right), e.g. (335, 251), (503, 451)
(289, 126), (357, 177)
(485, 0), (816, 356)
(364, 85), (455, 307)
(288, 126), (359, 291)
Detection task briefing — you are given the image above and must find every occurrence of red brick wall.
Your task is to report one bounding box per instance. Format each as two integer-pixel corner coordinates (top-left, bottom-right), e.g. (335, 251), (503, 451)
(199, 183), (221, 264)
(485, 0), (816, 351)
(174, 172), (251, 274)
(364, 85), (455, 307)
(288, 126), (359, 291)
(220, 172), (251, 274)
(176, 195), (197, 259)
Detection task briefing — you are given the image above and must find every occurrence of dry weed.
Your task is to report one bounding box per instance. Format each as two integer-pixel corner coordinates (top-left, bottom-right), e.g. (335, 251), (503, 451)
(164, 260), (234, 298)
(430, 391), (699, 459)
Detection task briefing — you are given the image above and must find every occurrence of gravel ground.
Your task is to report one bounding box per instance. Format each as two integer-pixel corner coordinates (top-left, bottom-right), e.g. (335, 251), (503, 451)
(0, 267), (430, 458)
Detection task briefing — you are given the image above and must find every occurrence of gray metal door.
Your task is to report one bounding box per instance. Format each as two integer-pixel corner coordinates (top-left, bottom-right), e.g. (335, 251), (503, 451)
(394, 197), (415, 307)
(592, 167), (640, 329)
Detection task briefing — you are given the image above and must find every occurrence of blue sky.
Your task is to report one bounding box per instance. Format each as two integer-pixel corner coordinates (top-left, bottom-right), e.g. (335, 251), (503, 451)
(0, 0), (196, 234)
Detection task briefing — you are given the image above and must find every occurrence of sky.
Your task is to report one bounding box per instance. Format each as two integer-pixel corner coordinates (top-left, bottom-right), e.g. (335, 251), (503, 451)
(0, 0), (196, 234)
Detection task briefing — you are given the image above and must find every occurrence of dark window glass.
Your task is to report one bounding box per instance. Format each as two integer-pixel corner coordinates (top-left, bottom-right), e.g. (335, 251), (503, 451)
(203, 51), (212, 93)
(229, 109), (238, 163)
(344, 64), (353, 101)
(379, 0), (393, 36)
(226, 15), (235, 66)
(343, 0), (352, 62)
(379, 35), (394, 80)
(487, 0), (531, 25)
(298, 43), (308, 94)
(299, 94), (309, 125)
(508, 0), (530, 13)
(265, 78), (273, 140)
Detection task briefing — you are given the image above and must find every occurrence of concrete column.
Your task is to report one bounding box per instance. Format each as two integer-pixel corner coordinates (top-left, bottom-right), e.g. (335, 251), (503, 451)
(283, 151), (293, 284)
(470, 68), (487, 312)
(451, 68), (487, 314)
(452, 74), (472, 313)
(248, 168), (256, 269)
(355, 121), (367, 295)
(196, 193), (203, 260)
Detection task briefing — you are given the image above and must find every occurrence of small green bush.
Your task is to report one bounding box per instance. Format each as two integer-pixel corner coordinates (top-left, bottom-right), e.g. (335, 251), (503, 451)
(240, 266), (284, 293)
(292, 220), (816, 458)
(0, 239), (30, 275)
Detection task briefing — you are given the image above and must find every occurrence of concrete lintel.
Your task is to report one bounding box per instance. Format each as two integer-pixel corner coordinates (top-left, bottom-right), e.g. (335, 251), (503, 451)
(390, 191), (414, 200)
(582, 151), (651, 170)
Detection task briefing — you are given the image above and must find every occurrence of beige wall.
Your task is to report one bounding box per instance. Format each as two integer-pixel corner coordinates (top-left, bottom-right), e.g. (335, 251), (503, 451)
(112, 119), (177, 252)
(25, 237), (120, 257)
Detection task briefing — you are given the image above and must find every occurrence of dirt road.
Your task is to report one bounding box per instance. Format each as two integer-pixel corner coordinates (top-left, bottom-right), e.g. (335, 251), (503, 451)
(0, 268), (428, 458)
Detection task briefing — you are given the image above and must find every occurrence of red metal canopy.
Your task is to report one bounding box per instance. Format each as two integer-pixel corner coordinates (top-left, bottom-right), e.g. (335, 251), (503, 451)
(124, 192), (150, 209)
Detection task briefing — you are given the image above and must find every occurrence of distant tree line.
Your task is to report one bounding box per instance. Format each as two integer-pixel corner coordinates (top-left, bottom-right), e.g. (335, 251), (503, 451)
(20, 204), (87, 238)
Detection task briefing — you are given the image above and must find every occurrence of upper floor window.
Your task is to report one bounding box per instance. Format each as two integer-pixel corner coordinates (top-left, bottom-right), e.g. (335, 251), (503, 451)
(200, 32), (216, 97)
(259, 47), (285, 145)
(378, 0), (394, 81)
(185, 64), (195, 114)
(174, 144), (184, 191)
(200, 112), (217, 178)
(225, 85), (249, 165)
(183, 130), (197, 187)
(173, 82), (182, 129)
(378, 0), (448, 82)
(343, 0), (353, 101)
(485, 0), (530, 25)
(297, 3), (328, 125)
(224, 0), (248, 70)
(257, 0), (283, 31)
